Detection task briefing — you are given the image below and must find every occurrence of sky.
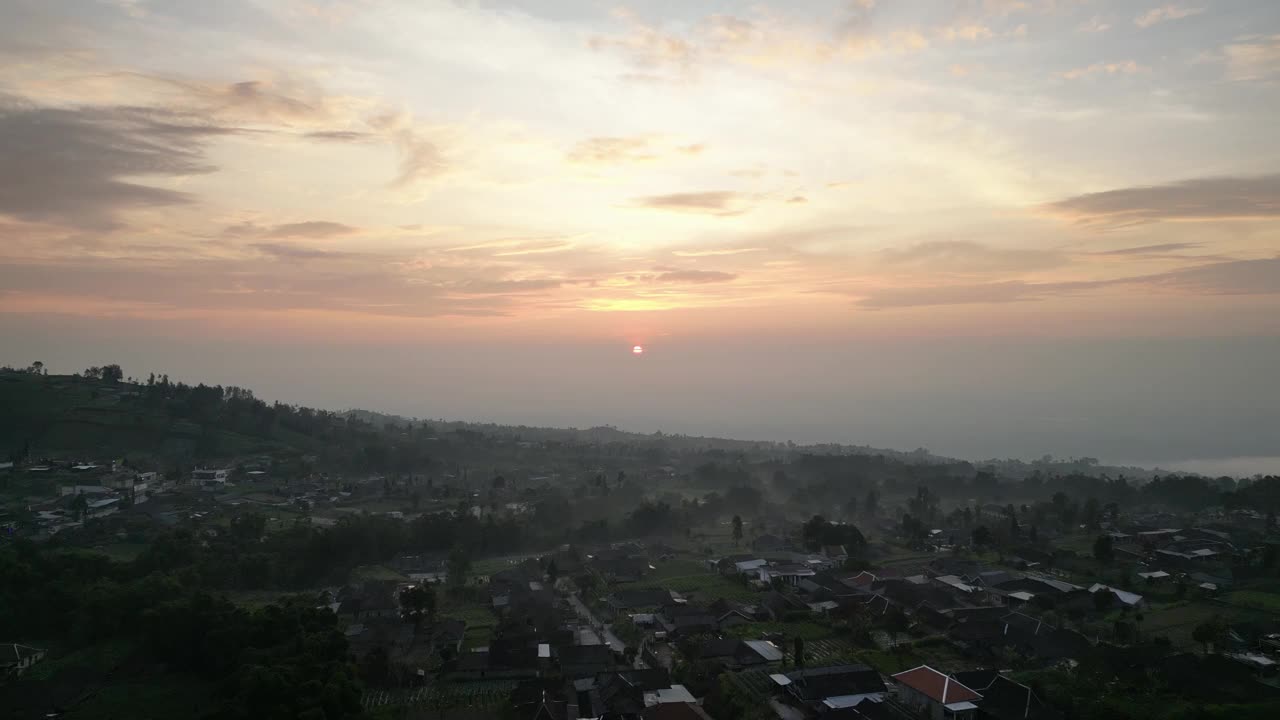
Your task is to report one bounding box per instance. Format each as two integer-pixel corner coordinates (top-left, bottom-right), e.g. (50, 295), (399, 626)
(1, 0), (1279, 468)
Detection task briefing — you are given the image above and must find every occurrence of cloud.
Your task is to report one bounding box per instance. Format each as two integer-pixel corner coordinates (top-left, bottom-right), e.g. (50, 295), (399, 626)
(446, 236), (577, 257)
(787, 196), (809, 204)
(851, 257), (1280, 308)
(1045, 175), (1280, 227)
(855, 280), (1111, 308)
(1059, 60), (1146, 79)
(251, 242), (354, 260)
(1135, 5), (1205, 29)
(1223, 34), (1280, 81)
(937, 24), (995, 42)
(1092, 243), (1202, 256)
(1154, 257), (1280, 295)
(390, 128), (448, 188)
(117, 73), (341, 127)
(631, 191), (751, 216)
(0, 99), (222, 230)
(223, 220), (359, 238)
(304, 130), (372, 142)
(567, 137), (704, 166)
(672, 247), (766, 258)
(655, 270), (738, 284)
(879, 241), (1067, 273)
(1078, 16), (1111, 33)
(588, 20), (697, 72)
(266, 221), (358, 238)
(568, 136), (654, 164)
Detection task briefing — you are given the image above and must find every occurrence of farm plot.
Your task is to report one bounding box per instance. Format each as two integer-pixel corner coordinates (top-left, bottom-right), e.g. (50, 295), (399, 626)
(363, 679), (519, 712)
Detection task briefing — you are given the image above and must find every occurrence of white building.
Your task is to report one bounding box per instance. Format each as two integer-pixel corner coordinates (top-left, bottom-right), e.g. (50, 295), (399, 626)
(191, 468), (231, 488)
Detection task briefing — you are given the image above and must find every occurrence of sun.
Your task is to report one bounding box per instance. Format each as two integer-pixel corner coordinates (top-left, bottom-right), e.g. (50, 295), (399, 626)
(632, 345), (644, 355)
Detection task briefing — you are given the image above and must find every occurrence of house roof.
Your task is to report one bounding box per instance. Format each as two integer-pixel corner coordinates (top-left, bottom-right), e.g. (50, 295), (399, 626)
(784, 664), (886, 702)
(1087, 584), (1143, 606)
(978, 675), (1063, 720)
(951, 669), (999, 691)
(743, 640), (784, 662)
(644, 685), (697, 706)
(3, 644), (44, 664)
(643, 702), (715, 720)
(842, 571), (878, 588)
(892, 665), (982, 705)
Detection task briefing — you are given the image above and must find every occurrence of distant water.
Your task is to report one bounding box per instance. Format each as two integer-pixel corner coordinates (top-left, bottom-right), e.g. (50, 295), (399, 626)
(1132, 457), (1280, 477)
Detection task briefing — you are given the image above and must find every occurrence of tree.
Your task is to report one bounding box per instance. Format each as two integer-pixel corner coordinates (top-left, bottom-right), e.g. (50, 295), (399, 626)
(864, 489), (880, 517)
(399, 584), (436, 633)
(1192, 617), (1227, 654)
(732, 515), (743, 546)
(884, 609), (911, 654)
(70, 492), (89, 521)
(1083, 497), (1101, 530)
(546, 558), (559, 584)
(793, 636), (806, 674)
(971, 525), (993, 549)
(447, 546), (471, 588)
(1093, 535), (1115, 564)
(101, 364), (124, 383)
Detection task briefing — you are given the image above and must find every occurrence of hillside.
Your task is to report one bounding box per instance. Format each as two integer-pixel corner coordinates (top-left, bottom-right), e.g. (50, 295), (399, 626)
(0, 371), (321, 466)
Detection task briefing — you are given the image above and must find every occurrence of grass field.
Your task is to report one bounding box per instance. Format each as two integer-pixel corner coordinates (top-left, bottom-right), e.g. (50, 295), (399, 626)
(628, 572), (762, 603)
(1222, 590), (1280, 613)
(723, 620), (834, 641)
(649, 558), (712, 579)
(351, 564), (410, 583)
(1139, 600), (1278, 647)
(65, 676), (213, 719)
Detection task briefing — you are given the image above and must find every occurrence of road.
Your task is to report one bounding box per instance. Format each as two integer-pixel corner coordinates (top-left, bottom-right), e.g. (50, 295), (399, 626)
(567, 592), (627, 655)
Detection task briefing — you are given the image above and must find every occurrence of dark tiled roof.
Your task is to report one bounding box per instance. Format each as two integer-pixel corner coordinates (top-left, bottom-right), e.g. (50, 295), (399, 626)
(786, 664), (886, 702)
(979, 675), (1063, 720)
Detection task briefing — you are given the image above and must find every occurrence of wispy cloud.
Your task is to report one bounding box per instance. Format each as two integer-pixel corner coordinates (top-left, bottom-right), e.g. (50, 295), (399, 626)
(1059, 60), (1146, 79)
(1091, 243), (1202, 256)
(1045, 175), (1280, 227)
(1078, 16), (1111, 33)
(655, 269), (737, 284)
(251, 242), (354, 260)
(1223, 34), (1280, 81)
(1135, 5), (1205, 29)
(0, 100), (221, 230)
(852, 257), (1280, 308)
(566, 136), (705, 165)
(304, 130), (371, 142)
(223, 220), (359, 239)
(630, 191), (752, 216)
(879, 241), (1066, 273)
(672, 247), (766, 258)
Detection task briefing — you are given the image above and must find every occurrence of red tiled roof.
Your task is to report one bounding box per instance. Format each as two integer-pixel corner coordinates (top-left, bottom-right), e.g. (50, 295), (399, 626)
(892, 665), (981, 704)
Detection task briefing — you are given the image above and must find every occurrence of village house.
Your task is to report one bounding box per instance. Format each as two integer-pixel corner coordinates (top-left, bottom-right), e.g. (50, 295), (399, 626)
(892, 665), (983, 720)
(2, 644), (46, 677)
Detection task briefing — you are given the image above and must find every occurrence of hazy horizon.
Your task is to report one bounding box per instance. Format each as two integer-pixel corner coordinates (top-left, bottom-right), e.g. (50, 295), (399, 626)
(2, 1), (1279, 474)
(6, 326), (1278, 472)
